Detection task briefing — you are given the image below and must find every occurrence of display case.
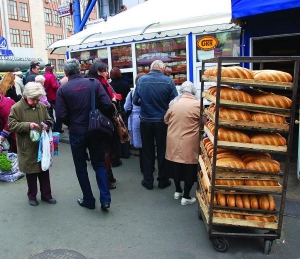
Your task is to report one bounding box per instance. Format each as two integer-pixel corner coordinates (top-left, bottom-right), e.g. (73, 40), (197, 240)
(197, 56), (300, 254)
(111, 45), (132, 69)
(136, 37), (187, 85)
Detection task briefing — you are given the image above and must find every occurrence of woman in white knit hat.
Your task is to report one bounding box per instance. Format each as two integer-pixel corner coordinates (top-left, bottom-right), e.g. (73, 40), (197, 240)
(8, 82), (56, 207)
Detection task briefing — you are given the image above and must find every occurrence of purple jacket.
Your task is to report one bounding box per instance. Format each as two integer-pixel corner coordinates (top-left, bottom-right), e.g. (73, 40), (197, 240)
(56, 74), (113, 134)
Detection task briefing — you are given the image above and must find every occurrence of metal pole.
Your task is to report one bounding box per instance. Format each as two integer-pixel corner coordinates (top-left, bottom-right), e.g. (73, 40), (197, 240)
(78, 0), (98, 32)
(72, 0), (81, 33)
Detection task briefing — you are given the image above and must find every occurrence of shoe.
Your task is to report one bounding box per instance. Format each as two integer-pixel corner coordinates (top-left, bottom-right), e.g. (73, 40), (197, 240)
(141, 180), (153, 190)
(101, 204), (110, 210)
(29, 199), (38, 206)
(181, 197), (196, 206)
(108, 176), (117, 183)
(41, 198), (57, 204)
(109, 183), (116, 189)
(111, 160), (122, 167)
(158, 180), (171, 189)
(174, 192), (183, 200)
(77, 198), (95, 210)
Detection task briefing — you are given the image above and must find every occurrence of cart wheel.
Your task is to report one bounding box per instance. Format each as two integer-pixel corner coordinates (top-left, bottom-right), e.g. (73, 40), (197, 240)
(197, 202), (203, 220)
(263, 240), (273, 255)
(212, 238), (229, 252)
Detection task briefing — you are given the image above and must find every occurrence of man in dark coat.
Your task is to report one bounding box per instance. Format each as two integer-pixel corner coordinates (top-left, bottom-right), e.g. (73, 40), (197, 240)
(56, 59), (114, 210)
(25, 60), (40, 83)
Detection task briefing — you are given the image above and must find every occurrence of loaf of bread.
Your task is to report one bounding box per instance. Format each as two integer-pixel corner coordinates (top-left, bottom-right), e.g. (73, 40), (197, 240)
(241, 152), (271, 160)
(213, 212), (245, 219)
(245, 180), (278, 186)
(251, 133), (286, 146)
(218, 128), (251, 143)
(203, 137), (211, 146)
(215, 179), (245, 185)
(209, 104), (251, 121)
(245, 159), (280, 172)
(267, 194), (276, 211)
(217, 193), (226, 206)
(204, 66), (254, 79)
(251, 113), (287, 124)
(216, 158), (246, 169)
(259, 195), (270, 210)
(216, 152), (240, 160)
(253, 70), (292, 82)
(245, 215), (276, 222)
(253, 93), (292, 109)
(235, 195), (243, 209)
(250, 195), (259, 209)
(220, 88), (253, 103)
(226, 194), (236, 207)
(242, 155), (277, 164)
(242, 194), (251, 209)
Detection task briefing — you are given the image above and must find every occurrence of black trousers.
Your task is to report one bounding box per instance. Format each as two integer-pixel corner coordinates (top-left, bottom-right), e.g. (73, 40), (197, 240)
(140, 120), (168, 186)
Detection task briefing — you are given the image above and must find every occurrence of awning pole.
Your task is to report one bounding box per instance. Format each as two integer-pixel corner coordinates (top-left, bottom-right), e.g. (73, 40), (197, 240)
(73, 0), (81, 33)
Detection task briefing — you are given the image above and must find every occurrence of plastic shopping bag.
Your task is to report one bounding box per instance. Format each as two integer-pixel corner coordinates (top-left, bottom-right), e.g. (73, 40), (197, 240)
(41, 129), (51, 171)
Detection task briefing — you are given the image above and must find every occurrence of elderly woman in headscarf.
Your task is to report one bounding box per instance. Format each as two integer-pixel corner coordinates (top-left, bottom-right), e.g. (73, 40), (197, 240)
(164, 81), (201, 206)
(8, 82), (56, 207)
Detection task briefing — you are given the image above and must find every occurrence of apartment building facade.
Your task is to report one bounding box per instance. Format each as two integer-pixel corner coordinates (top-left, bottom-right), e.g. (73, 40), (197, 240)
(0, 0), (145, 73)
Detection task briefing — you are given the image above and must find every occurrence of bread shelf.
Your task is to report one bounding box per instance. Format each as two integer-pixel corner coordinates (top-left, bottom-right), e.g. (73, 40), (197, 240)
(202, 75), (293, 89)
(204, 126), (287, 153)
(204, 109), (289, 132)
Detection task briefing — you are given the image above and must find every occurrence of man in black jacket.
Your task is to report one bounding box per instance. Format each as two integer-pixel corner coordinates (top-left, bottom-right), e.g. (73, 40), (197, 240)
(56, 59), (114, 210)
(25, 60), (40, 83)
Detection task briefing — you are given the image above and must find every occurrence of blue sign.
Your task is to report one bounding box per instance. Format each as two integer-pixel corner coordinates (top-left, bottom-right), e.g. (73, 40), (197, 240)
(0, 36), (14, 56)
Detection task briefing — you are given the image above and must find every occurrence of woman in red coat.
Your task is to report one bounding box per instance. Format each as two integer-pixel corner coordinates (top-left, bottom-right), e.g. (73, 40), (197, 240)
(0, 94), (17, 153)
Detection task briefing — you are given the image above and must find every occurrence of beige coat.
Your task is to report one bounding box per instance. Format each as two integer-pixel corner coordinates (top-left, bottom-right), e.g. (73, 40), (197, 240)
(8, 98), (52, 174)
(164, 93), (200, 164)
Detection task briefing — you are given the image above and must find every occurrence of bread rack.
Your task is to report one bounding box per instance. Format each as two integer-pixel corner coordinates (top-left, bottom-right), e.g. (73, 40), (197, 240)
(197, 56), (300, 254)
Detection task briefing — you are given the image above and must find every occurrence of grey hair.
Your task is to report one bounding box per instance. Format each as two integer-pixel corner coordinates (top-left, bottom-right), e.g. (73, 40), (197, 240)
(64, 59), (80, 76)
(179, 81), (196, 95)
(150, 60), (165, 70)
(35, 75), (45, 83)
(23, 82), (46, 99)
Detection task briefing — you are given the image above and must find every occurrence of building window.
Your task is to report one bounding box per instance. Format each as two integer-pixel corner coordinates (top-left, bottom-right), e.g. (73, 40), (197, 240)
(58, 59), (65, 71)
(21, 30), (31, 48)
(8, 0), (18, 20)
(10, 29), (20, 47)
(53, 12), (61, 27)
(46, 33), (54, 46)
(19, 2), (29, 21)
(56, 35), (62, 41)
(65, 16), (73, 31)
(44, 8), (52, 26)
(48, 59), (56, 70)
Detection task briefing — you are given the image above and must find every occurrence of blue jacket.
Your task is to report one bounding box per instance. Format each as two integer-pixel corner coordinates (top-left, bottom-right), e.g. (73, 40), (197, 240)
(56, 74), (113, 134)
(133, 70), (178, 122)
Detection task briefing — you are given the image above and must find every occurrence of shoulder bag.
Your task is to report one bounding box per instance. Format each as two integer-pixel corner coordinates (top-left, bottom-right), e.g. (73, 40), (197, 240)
(88, 78), (114, 136)
(112, 104), (131, 143)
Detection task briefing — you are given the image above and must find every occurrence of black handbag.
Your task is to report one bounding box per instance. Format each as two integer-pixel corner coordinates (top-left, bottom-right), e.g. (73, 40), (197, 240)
(88, 78), (114, 136)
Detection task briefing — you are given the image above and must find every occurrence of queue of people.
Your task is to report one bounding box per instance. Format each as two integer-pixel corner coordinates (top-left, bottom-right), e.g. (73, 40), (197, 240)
(1, 58), (201, 210)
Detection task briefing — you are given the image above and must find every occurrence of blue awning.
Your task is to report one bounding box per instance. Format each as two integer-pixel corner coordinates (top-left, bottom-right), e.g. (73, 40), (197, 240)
(231, 0), (300, 18)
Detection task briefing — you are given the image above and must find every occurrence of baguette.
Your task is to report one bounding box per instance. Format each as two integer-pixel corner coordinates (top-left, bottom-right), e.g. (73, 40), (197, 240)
(215, 179), (245, 186)
(214, 212), (245, 219)
(235, 195), (244, 209)
(253, 93), (292, 109)
(251, 133), (286, 146)
(251, 113), (287, 124)
(217, 193), (226, 206)
(245, 159), (280, 172)
(259, 195), (270, 210)
(267, 194), (276, 211)
(242, 194), (251, 209)
(253, 70), (292, 82)
(209, 105), (251, 121)
(245, 215), (276, 222)
(245, 180), (278, 186)
(250, 195), (259, 209)
(226, 194), (236, 207)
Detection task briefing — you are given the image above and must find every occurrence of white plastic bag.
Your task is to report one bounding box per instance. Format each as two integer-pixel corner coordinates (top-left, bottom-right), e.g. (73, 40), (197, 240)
(41, 129), (51, 171)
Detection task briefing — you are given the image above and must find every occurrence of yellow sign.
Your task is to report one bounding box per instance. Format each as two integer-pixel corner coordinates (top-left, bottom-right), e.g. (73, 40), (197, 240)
(197, 36), (219, 51)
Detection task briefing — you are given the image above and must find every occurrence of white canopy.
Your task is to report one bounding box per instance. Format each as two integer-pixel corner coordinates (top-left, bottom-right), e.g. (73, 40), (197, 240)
(48, 0), (237, 54)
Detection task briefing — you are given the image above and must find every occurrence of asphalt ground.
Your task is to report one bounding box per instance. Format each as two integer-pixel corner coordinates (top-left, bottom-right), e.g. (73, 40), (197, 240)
(1, 142), (300, 259)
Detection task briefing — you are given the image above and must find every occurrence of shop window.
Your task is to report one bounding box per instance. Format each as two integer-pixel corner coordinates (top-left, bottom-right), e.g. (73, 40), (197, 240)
(111, 45), (132, 69)
(135, 37), (187, 85)
(19, 2), (29, 22)
(70, 50), (99, 72)
(21, 30), (31, 48)
(46, 33), (54, 47)
(53, 12), (61, 27)
(8, 0), (18, 20)
(10, 29), (20, 47)
(58, 59), (65, 72)
(44, 8), (52, 26)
